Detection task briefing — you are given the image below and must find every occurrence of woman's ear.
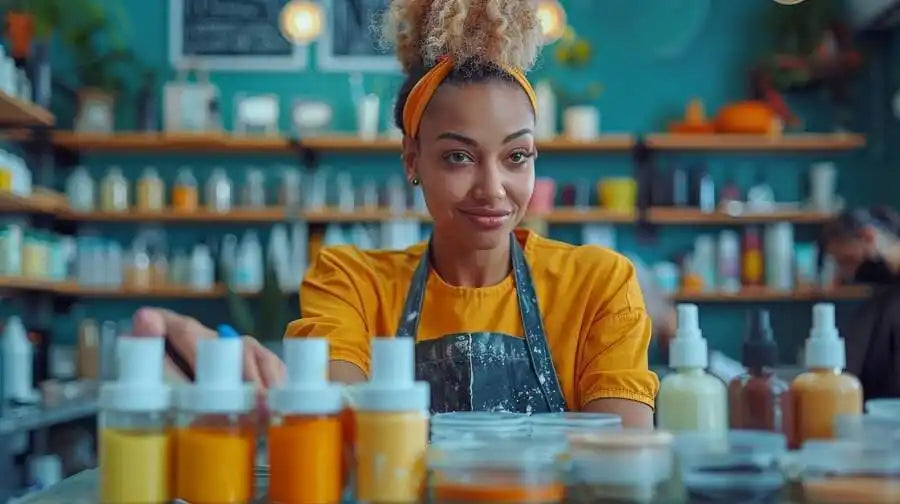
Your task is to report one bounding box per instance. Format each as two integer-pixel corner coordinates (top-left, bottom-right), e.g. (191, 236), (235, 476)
(401, 136), (418, 183)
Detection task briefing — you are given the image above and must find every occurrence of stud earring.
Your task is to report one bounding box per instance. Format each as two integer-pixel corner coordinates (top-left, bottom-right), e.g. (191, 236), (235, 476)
(411, 177), (420, 186)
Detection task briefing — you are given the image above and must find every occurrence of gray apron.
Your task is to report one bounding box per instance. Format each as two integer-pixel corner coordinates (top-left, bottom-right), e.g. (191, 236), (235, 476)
(396, 234), (568, 414)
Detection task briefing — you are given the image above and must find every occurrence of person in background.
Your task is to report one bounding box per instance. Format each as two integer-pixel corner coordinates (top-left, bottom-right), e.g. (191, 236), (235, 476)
(821, 207), (900, 399)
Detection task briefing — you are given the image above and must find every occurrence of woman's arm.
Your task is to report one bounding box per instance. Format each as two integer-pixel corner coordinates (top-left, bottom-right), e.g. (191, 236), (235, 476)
(583, 398), (654, 428)
(330, 360), (367, 384)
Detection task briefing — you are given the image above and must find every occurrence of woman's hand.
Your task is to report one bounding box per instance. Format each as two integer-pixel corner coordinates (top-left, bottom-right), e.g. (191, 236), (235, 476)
(132, 307), (286, 390)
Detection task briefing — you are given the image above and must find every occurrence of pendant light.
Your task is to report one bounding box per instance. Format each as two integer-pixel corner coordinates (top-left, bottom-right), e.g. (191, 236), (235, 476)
(537, 0), (567, 45)
(279, 0), (324, 44)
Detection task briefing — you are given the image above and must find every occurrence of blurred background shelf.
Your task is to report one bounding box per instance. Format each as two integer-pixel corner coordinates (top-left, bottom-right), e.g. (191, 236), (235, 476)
(644, 133), (866, 151)
(645, 207), (836, 225)
(671, 286), (871, 303)
(0, 189), (65, 214)
(0, 91), (54, 127)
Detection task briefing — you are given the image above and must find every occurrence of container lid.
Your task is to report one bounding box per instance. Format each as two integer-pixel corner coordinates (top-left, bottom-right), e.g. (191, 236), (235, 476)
(670, 304), (708, 369)
(742, 309), (779, 368)
(801, 439), (900, 475)
(427, 438), (564, 470)
(268, 338), (343, 415)
(865, 399), (900, 420)
(99, 336), (171, 412)
(805, 303), (846, 369)
(352, 338), (429, 412)
(175, 326), (255, 413)
(529, 412), (622, 430)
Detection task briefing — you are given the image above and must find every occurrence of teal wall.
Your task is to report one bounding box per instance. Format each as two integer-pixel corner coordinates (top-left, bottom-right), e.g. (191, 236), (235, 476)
(37, 0), (894, 364)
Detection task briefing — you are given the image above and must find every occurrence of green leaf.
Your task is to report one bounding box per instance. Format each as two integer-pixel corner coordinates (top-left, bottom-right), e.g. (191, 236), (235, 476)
(258, 261), (288, 342)
(223, 271), (256, 338)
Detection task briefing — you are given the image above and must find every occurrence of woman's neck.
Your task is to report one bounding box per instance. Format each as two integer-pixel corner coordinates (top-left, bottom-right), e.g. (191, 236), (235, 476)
(430, 232), (512, 287)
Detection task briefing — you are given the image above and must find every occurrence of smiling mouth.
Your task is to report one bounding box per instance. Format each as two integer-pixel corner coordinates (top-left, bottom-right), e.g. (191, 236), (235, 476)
(458, 208), (513, 230)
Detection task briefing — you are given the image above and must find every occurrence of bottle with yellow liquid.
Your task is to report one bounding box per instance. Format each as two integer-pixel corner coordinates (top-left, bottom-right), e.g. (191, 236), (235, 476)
(98, 336), (173, 504)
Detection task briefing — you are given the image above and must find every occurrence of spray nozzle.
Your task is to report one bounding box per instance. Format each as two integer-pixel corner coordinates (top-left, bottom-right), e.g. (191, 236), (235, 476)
(670, 304), (708, 369)
(805, 303), (845, 369)
(743, 309), (778, 368)
(676, 304), (701, 339)
(811, 303), (837, 338)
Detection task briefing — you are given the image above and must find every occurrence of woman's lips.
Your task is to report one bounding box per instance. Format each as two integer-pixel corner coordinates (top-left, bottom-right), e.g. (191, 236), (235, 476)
(458, 208), (513, 230)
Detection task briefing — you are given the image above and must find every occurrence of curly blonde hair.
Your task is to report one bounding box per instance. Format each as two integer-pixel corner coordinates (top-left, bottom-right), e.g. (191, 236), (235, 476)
(383, 0), (542, 74)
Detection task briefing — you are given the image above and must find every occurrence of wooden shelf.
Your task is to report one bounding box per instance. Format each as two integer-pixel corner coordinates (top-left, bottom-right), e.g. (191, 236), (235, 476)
(59, 207), (429, 223)
(0, 91), (54, 127)
(0, 276), (63, 293)
(671, 286), (871, 303)
(529, 207), (636, 223)
(51, 132), (636, 154)
(0, 278), (267, 298)
(0, 190), (65, 214)
(644, 133), (866, 151)
(646, 207), (835, 225)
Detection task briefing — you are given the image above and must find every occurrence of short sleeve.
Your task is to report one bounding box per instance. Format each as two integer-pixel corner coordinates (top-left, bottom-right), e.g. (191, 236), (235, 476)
(576, 259), (660, 409)
(285, 248), (373, 374)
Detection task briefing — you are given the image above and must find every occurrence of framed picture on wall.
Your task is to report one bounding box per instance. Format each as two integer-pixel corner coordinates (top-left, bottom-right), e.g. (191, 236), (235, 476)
(317, 0), (400, 73)
(169, 0), (308, 71)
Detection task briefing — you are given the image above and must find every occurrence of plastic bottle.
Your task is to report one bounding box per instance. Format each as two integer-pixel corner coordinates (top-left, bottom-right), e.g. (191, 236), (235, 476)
(268, 338), (344, 504)
(98, 336), (173, 504)
(728, 310), (791, 433)
(789, 303), (862, 449)
(717, 230), (741, 294)
(189, 244), (215, 292)
(242, 168), (266, 208)
(175, 326), (256, 504)
(137, 166), (165, 212)
(352, 338), (430, 503)
(0, 149), (11, 191)
(2, 316), (35, 403)
(205, 168), (233, 213)
(656, 304), (727, 433)
(172, 167), (199, 213)
(765, 222), (794, 292)
(100, 167), (129, 212)
(235, 232), (263, 292)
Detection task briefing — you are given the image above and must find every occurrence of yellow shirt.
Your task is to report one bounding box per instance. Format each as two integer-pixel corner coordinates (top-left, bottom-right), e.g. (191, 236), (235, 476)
(287, 229), (659, 410)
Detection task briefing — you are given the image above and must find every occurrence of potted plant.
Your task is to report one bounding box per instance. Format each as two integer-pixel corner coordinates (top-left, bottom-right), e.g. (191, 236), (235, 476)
(550, 28), (604, 140)
(1, 0), (62, 59)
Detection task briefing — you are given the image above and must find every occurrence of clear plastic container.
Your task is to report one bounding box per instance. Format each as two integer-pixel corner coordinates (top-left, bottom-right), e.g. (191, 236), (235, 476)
(172, 167), (199, 213)
(242, 168), (266, 208)
(799, 439), (900, 504)
(834, 414), (900, 446)
(564, 430), (679, 504)
(100, 166), (129, 212)
(674, 430), (787, 503)
(430, 412), (531, 442)
(427, 439), (566, 503)
(529, 412), (621, 440)
(137, 166), (165, 212)
(865, 398), (900, 419)
(205, 168), (233, 213)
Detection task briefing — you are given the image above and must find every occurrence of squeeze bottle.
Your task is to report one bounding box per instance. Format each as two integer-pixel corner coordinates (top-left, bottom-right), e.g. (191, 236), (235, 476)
(98, 336), (172, 503)
(789, 303), (862, 448)
(353, 338), (430, 503)
(268, 338), (344, 504)
(2, 315), (35, 403)
(174, 325), (256, 504)
(656, 304), (727, 433)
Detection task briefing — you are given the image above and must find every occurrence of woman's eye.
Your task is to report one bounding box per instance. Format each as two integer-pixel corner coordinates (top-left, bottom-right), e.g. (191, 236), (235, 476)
(509, 151), (533, 164)
(445, 152), (473, 164)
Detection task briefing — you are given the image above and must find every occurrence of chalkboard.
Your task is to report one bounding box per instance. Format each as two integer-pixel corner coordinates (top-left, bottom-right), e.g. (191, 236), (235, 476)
(317, 0), (399, 73)
(169, 0), (307, 71)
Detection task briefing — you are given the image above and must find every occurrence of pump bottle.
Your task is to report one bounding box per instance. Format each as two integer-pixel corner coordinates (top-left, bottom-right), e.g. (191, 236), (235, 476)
(656, 304), (728, 433)
(98, 336), (172, 503)
(789, 303), (862, 448)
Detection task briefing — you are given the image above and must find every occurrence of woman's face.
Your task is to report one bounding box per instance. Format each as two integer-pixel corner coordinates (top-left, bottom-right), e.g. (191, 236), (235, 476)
(402, 80), (536, 251)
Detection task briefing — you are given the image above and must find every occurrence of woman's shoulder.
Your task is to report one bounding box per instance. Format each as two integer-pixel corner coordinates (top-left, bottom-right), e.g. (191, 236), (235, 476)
(310, 243), (425, 282)
(522, 230), (636, 280)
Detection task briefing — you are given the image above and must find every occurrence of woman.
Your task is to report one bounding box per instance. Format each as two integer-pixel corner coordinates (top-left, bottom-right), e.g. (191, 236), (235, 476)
(285, 0), (658, 426)
(821, 207), (900, 399)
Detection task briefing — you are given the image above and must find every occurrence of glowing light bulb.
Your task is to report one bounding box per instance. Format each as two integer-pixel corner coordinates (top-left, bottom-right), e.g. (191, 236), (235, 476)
(279, 0), (324, 44)
(537, 0), (567, 45)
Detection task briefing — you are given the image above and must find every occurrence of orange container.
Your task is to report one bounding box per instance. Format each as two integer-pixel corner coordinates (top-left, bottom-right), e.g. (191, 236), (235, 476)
(268, 415), (343, 504)
(433, 481), (563, 503)
(175, 425), (255, 503)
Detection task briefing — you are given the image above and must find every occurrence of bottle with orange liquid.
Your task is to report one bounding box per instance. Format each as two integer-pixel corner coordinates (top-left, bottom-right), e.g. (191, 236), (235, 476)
(174, 325), (256, 504)
(268, 338), (344, 504)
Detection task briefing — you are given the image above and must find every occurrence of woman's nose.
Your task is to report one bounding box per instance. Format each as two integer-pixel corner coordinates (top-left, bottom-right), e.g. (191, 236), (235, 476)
(471, 162), (506, 202)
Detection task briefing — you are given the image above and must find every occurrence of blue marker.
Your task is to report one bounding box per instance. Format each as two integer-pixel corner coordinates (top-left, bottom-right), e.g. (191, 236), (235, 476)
(217, 324), (240, 339)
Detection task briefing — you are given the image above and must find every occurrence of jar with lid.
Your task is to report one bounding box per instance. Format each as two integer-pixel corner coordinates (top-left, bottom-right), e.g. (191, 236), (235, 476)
(66, 166), (95, 212)
(100, 166), (130, 212)
(674, 430), (787, 503)
(242, 168), (266, 208)
(137, 166), (165, 212)
(172, 167), (199, 213)
(430, 411), (531, 442)
(798, 438), (900, 504)
(427, 439), (566, 503)
(529, 412), (621, 441)
(564, 430), (681, 503)
(205, 168), (233, 213)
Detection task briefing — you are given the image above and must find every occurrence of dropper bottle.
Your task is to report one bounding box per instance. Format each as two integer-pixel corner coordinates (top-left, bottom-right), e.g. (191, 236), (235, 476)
(98, 336), (172, 504)
(174, 325), (256, 504)
(728, 309), (790, 433)
(656, 304), (727, 433)
(268, 338), (344, 504)
(352, 338), (430, 503)
(789, 303), (862, 449)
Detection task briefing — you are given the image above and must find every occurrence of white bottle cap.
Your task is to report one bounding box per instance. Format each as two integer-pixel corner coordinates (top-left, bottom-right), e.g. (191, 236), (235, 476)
(669, 304), (708, 369)
(99, 337), (171, 412)
(268, 338), (343, 415)
(176, 332), (255, 413)
(353, 338), (430, 412)
(805, 303), (846, 369)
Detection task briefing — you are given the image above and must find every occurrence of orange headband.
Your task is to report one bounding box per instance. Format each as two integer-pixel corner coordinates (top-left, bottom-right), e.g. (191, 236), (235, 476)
(401, 56), (538, 139)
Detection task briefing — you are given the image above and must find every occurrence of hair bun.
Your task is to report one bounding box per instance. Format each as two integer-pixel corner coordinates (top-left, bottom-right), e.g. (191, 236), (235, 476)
(383, 0), (542, 74)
